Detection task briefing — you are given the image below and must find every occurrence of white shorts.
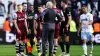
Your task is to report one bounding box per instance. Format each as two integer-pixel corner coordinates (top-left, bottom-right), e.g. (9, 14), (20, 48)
(81, 32), (93, 41)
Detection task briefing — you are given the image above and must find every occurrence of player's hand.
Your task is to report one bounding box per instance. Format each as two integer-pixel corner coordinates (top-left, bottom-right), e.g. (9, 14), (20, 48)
(40, 24), (43, 30)
(61, 16), (65, 22)
(66, 24), (69, 28)
(66, 27), (68, 31)
(17, 29), (21, 34)
(66, 24), (69, 31)
(84, 23), (89, 26)
(27, 29), (30, 34)
(28, 29), (31, 34)
(77, 32), (80, 36)
(34, 30), (37, 35)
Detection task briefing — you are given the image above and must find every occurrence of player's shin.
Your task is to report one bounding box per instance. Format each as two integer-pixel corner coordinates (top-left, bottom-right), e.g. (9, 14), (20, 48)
(65, 36), (70, 54)
(20, 41), (25, 54)
(53, 39), (58, 55)
(90, 42), (93, 54)
(15, 42), (20, 54)
(45, 42), (49, 53)
(65, 42), (70, 54)
(37, 41), (41, 53)
(59, 41), (65, 52)
(82, 41), (87, 55)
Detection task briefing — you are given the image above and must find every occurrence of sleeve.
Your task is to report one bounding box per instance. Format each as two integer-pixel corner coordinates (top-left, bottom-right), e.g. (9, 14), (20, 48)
(40, 9), (47, 17)
(60, 10), (64, 17)
(2, 4), (6, 13)
(34, 14), (38, 20)
(66, 8), (71, 16)
(12, 12), (17, 20)
(40, 9), (47, 22)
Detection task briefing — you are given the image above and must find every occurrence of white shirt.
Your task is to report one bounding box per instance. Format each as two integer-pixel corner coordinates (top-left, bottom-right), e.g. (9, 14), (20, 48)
(11, 12), (17, 20)
(80, 13), (93, 33)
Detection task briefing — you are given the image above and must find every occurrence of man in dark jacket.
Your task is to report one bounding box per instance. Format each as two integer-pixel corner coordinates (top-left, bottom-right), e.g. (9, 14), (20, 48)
(40, 1), (61, 56)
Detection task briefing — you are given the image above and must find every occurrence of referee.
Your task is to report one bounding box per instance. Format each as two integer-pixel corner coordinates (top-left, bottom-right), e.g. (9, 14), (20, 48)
(40, 1), (61, 56)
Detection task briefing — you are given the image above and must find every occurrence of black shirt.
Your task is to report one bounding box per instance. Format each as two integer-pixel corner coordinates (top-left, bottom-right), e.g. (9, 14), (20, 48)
(27, 11), (34, 29)
(62, 7), (71, 25)
(40, 8), (61, 23)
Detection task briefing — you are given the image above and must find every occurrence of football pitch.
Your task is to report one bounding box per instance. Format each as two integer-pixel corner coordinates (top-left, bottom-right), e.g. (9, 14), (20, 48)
(0, 45), (100, 56)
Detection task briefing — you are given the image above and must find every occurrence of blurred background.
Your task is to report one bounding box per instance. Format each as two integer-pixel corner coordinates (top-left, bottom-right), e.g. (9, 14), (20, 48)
(0, 0), (100, 56)
(0, 0), (100, 45)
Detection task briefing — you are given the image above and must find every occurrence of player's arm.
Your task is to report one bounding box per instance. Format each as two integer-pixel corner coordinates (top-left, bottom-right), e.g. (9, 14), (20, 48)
(13, 13), (20, 33)
(60, 10), (65, 22)
(66, 8), (72, 28)
(40, 9), (47, 22)
(34, 14), (38, 35)
(14, 20), (19, 30)
(67, 15), (72, 25)
(77, 22), (82, 36)
(24, 14), (29, 34)
(77, 15), (82, 36)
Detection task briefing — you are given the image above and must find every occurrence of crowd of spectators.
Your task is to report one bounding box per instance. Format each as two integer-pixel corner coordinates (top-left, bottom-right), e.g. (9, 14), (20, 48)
(0, 0), (100, 32)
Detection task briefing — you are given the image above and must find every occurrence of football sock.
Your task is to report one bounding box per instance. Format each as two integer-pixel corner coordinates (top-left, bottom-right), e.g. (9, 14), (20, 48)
(59, 41), (65, 52)
(53, 43), (58, 54)
(37, 42), (41, 53)
(45, 43), (49, 53)
(15, 42), (20, 54)
(90, 43), (93, 54)
(82, 43), (87, 55)
(20, 42), (25, 53)
(66, 42), (70, 54)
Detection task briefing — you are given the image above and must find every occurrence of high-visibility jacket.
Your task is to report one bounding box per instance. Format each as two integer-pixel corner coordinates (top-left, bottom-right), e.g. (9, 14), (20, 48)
(3, 21), (11, 32)
(93, 23), (100, 32)
(70, 20), (77, 32)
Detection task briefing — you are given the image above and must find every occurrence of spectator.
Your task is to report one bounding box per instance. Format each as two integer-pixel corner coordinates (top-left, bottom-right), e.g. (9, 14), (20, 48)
(81, 0), (87, 6)
(91, 7), (98, 22)
(92, 0), (98, 11)
(34, 0), (42, 13)
(8, 1), (16, 16)
(87, 3), (92, 13)
(0, 0), (6, 29)
(3, 17), (11, 32)
(76, 9), (82, 27)
(0, 0), (6, 17)
(26, 0), (31, 11)
(77, 1), (82, 9)
(98, 0), (100, 11)
(71, 0), (78, 10)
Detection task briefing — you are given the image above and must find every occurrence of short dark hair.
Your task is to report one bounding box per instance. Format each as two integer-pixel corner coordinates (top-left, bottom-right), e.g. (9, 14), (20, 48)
(61, 0), (68, 4)
(38, 5), (43, 8)
(22, 2), (27, 6)
(82, 5), (87, 8)
(6, 17), (10, 21)
(17, 4), (22, 7)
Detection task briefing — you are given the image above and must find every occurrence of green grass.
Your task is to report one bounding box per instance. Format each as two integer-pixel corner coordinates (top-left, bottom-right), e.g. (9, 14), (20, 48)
(0, 45), (100, 56)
